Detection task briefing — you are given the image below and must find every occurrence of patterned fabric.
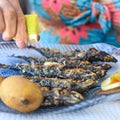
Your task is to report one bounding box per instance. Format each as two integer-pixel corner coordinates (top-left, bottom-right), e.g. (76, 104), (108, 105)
(30, 0), (120, 47)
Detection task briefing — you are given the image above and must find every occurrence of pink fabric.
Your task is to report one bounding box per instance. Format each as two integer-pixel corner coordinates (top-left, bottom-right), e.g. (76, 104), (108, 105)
(105, 2), (120, 24)
(42, 0), (71, 14)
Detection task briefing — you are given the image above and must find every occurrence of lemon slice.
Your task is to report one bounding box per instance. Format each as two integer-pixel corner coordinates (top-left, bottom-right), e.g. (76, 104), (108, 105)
(101, 77), (120, 90)
(101, 72), (120, 91)
(25, 14), (39, 43)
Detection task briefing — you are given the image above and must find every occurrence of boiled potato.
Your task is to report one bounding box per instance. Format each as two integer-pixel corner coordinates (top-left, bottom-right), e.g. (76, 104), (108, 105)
(0, 76), (4, 85)
(0, 76), (43, 113)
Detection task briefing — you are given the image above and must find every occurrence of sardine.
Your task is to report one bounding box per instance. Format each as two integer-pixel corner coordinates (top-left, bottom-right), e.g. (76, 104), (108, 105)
(11, 56), (111, 77)
(27, 76), (96, 92)
(41, 87), (84, 106)
(28, 46), (117, 62)
(0, 63), (99, 80)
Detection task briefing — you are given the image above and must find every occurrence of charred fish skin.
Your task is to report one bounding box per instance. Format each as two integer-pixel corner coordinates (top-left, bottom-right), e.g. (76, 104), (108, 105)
(68, 48), (117, 62)
(27, 76), (96, 92)
(67, 48), (117, 62)
(15, 63), (65, 77)
(18, 63), (99, 80)
(58, 58), (91, 68)
(83, 48), (117, 63)
(93, 63), (112, 70)
(28, 46), (85, 59)
(11, 55), (35, 64)
(0, 63), (102, 80)
(11, 56), (111, 77)
(0, 63), (64, 77)
(59, 58), (109, 77)
(15, 55), (112, 70)
(12, 55), (59, 66)
(41, 87), (84, 106)
(22, 64), (64, 77)
(63, 49), (85, 58)
(28, 46), (117, 62)
(62, 68), (100, 80)
(12, 55), (91, 67)
(28, 46), (64, 58)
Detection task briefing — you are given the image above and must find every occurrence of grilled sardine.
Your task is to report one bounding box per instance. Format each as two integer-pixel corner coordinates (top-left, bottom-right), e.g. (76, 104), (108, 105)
(28, 46), (117, 62)
(41, 87), (84, 106)
(26, 76), (96, 92)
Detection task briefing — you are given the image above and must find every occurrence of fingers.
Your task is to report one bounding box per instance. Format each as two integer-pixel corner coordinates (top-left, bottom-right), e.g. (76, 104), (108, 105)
(0, 0), (28, 48)
(0, 8), (5, 33)
(2, 7), (17, 40)
(15, 14), (28, 48)
(0, 0), (17, 40)
(9, 0), (28, 48)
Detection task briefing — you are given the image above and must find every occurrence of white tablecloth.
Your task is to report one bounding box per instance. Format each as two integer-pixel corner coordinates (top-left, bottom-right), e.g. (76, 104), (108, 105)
(0, 101), (120, 120)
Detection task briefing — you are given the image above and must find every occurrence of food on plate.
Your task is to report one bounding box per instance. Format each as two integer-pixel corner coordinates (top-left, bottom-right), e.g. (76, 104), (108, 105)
(41, 87), (84, 106)
(28, 46), (64, 58)
(0, 76), (43, 113)
(28, 47), (117, 62)
(26, 76), (95, 92)
(12, 55), (112, 70)
(12, 55), (91, 66)
(0, 47), (117, 108)
(0, 63), (106, 80)
(101, 72), (120, 91)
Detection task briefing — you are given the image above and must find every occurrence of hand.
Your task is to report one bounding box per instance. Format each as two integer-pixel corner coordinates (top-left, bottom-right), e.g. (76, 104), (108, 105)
(0, 0), (28, 48)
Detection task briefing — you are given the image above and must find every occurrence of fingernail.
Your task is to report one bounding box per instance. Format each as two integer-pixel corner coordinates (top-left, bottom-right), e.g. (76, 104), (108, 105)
(16, 41), (26, 48)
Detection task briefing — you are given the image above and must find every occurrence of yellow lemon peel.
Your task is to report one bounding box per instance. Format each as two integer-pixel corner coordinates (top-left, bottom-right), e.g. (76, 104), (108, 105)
(25, 14), (39, 43)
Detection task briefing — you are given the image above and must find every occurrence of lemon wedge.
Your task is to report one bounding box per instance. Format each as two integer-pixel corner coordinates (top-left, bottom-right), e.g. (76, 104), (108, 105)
(13, 14), (41, 43)
(101, 72), (120, 91)
(25, 14), (39, 43)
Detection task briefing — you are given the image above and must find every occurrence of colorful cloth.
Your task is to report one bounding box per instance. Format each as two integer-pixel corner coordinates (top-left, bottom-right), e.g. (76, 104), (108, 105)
(30, 0), (120, 47)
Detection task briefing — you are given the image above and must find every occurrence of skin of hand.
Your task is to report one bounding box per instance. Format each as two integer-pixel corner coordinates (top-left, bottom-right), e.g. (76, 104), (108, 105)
(0, 0), (28, 48)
